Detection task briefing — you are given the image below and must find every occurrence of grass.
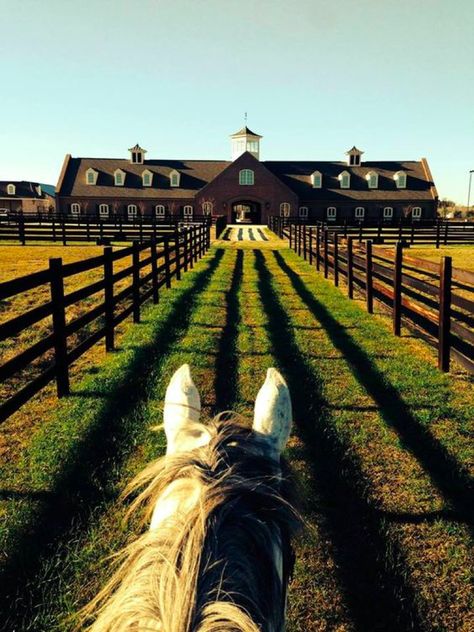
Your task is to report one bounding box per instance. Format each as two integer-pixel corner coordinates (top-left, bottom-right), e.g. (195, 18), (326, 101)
(406, 245), (474, 271)
(0, 231), (473, 631)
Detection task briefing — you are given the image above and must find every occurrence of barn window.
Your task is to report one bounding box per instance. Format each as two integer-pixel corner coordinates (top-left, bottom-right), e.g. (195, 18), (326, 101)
(7, 184), (16, 195)
(338, 171), (350, 189)
(202, 201), (213, 215)
(383, 206), (393, 219)
(394, 171), (407, 188)
(355, 207), (365, 219)
(127, 204), (138, 218)
(142, 170), (153, 187)
(299, 206), (308, 218)
(239, 169), (254, 185)
(155, 204), (166, 217)
(311, 171), (322, 188)
(114, 169), (125, 186)
(99, 204), (109, 217)
(366, 171), (378, 189)
(71, 203), (81, 215)
(280, 202), (291, 217)
(170, 170), (181, 187)
(412, 207), (422, 220)
(183, 205), (193, 216)
(327, 207), (337, 220)
(86, 169), (97, 185)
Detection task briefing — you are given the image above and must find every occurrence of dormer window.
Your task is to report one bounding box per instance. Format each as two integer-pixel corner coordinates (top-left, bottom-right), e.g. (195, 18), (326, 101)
(338, 171), (350, 189)
(366, 171), (378, 189)
(7, 184), (16, 195)
(142, 170), (153, 187)
(311, 171), (322, 188)
(128, 143), (147, 164)
(86, 168), (98, 185)
(114, 169), (125, 186)
(346, 146), (364, 167)
(239, 169), (254, 185)
(170, 170), (180, 187)
(394, 171), (407, 188)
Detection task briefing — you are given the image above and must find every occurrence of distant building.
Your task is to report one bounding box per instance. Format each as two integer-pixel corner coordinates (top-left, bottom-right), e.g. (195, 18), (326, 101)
(0, 181), (55, 214)
(56, 128), (438, 224)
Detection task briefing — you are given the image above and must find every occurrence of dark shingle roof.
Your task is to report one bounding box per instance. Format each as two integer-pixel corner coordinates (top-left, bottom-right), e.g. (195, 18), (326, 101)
(264, 161), (435, 201)
(230, 126), (262, 138)
(60, 158), (231, 198)
(0, 181), (54, 199)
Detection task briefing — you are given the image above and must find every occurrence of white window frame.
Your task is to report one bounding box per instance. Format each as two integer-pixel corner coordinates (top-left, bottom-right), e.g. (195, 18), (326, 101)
(114, 169), (125, 186)
(299, 206), (308, 218)
(239, 169), (255, 186)
(338, 171), (350, 189)
(311, 171), (322, 188)
(202, 201), (213, 215)
(183, 205), (193, 217)
(280, 202), (291, 217)
(366, 171), (378, 189)
(155, 204), (166, 217)
(383, 206), (393, 219)
(85, 168), (97, 185)
(327, 207), (337, 220)
(394, 171), (407, 189)
(412, 207), (422, 220)
(170, 170), (181, 187)
(127, 204), (138, 218)
(142, 170), (153, 187)
(355, 207), (365, 219)
(71, 203), (81, 215)
(99, 203), (110, 218)
(7, 184), (15, 195)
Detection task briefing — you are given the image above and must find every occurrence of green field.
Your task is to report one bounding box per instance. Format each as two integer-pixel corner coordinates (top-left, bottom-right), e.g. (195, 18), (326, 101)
(0, 236), (472, 631)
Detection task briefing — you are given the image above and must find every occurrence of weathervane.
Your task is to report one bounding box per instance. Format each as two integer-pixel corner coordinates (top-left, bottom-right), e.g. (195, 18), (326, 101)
(244, 112), (248, 124)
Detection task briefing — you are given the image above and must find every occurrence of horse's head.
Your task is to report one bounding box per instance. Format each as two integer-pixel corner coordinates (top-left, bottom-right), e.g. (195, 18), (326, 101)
(164, 363), (292, 459)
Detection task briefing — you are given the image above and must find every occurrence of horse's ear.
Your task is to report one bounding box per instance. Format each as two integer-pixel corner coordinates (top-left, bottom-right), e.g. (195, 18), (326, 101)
(164, 364), (201, 453)
(253, 368), (292, 457)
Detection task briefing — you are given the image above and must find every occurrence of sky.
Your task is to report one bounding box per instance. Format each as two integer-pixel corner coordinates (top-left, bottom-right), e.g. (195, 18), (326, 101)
(0, 0), (473, 203)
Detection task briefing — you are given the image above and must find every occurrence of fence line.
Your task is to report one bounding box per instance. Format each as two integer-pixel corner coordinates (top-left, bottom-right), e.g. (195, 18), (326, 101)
(273, 222), (474, 374)
(268, 216), (474, 247)
(0, 223), (210, 424)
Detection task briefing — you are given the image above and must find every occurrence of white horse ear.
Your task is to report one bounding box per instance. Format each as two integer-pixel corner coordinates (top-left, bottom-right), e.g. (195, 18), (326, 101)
(253, 368), (292, 457)
(164, 364), (201, 454)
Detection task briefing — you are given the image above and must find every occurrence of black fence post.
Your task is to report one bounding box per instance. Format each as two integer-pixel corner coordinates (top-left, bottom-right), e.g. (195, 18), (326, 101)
(18, 215), (26, 245)
(316, 226), (320, 271)
(436, 220), (441, 249)
(164, 235), (172, 285)
(151, 237), (159, 303)
(393, 241), (403, 336)
(303, 225), (308, 260)
(324, 229), (329, 279)
(174, 227), (181, 281)
(309, 227), (313, 265)
(61, 216), (67, 246)
(365, 239), (373, 314)
(132, 241), (141, 323)
(104, 246), (114, 351)
(347, 236), (354, 299)
(49, 257), (69, 397)
(438, 256), (452, 372)
(334, 233), (339, 287)
(183, 229), (189, 272)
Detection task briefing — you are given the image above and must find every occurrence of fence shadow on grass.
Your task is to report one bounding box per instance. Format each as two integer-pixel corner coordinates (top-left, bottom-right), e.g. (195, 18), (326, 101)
(253, 249), (421, 632)
(273, 250), (473, 529)
(0, 248), (225, 629)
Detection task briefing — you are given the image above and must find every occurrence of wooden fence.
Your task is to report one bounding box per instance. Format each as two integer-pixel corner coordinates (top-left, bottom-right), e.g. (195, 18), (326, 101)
(280, 223), (474, 374)
(268, 216), (474, 247)
(0, 213), (213, 245)
(0, 223), (210, 424)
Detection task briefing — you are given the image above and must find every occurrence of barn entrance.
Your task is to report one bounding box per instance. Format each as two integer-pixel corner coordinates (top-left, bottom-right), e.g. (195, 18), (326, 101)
(231, 201), (262, 224)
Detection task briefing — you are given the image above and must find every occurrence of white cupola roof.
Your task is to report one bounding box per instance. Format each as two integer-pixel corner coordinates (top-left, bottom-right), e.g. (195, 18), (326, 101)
(230, 126), (262, 161)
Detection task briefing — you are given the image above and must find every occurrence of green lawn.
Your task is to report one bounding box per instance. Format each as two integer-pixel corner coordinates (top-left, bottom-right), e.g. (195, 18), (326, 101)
(407, 245), (474, 272)
(0, 238), (472, 631)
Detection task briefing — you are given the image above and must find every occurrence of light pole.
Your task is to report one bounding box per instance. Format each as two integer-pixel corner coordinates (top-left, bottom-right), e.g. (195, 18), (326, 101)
(467, 170), (474, 216)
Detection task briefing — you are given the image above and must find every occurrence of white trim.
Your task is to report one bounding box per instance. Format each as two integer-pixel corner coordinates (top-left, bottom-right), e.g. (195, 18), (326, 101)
(142, 169), (153, 187)
(127, 204), (138, 217)
(394, 171), (407, 189)
(85, 168), (98, 185)
(99, 203), (109, 217)
(327, 206), (337, 220)
(383, 206), (393, 219)
(239, 169), (254, 185)
(299, 206), (308, 218)
(170, 169), (181, 187)
(280, 202), (291, 217)
(355, 206), (365, 219)
(311, 171), (322, 188)
(338, 171), (350, 189)
(71, 202), (81, 215)
(114, 169), (125, 186)
(183, 205), (193, 216)
(366, 171), (378, 189)
(155, 204), (166, 217)
(7, 184), (16, 195)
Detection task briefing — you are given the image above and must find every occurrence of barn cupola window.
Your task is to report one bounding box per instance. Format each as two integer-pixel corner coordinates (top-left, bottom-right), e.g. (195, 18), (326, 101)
(114, 169), (126, 186)
(345, 146), (364, 167)
(170, 169), (181, 187)
(366, 171), (378, 189)
(239, 169), (254, 185)
(394, 171), (407, 188)
(230, 126), (263, 161)
(338, 171), (351, 189)
(7, 183), (16, 195)
(85, 168), (98, 185)
(142, 169), (153, 187)
(311, 171), (322, 188)
(128, 143), (146, 164)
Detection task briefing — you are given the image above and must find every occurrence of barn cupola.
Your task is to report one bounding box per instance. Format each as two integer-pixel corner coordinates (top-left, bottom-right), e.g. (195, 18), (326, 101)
(230, 126), (262, 161)
(345, 146), (364, 167)
(128, 143), (147, 164)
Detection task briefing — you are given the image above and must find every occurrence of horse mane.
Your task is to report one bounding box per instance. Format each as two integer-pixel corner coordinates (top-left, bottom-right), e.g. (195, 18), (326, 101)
(80, 418), (301, 632)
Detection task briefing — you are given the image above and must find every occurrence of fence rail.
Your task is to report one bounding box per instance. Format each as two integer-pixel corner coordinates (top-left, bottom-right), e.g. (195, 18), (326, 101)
(0, 213), (214, 245)
(0, 223), (210, 424)
(268, 216), (474, 247)
(277, 223), (474, 374)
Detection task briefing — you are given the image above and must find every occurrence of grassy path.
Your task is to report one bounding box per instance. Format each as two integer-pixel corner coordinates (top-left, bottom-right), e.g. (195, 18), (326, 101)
(1, 239), (472, 631)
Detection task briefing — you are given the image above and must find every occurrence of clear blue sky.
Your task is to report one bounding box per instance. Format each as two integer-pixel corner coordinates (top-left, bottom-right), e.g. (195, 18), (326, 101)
(1, 0), (473, 203)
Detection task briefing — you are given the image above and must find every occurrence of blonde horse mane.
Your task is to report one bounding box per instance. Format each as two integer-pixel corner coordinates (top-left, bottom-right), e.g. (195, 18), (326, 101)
(80, 417), (300, 632)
